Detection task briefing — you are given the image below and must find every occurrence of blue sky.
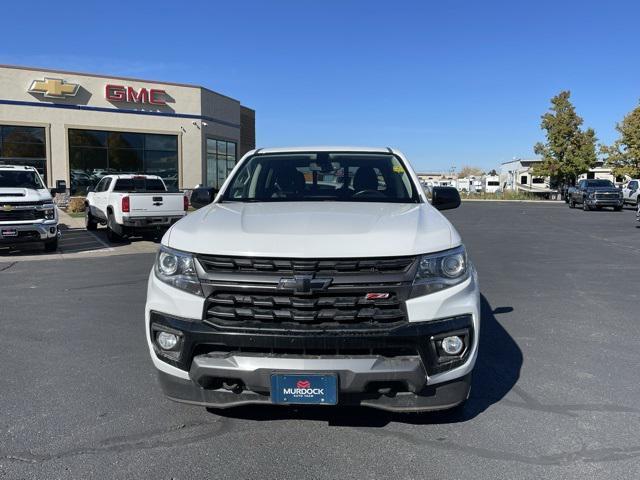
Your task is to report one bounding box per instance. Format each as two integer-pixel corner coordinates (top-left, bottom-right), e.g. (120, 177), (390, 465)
(2, 0), (639, 172)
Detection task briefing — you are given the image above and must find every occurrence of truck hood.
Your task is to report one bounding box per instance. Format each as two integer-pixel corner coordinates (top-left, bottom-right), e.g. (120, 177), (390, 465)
(0, 188), (52, 203)
(166, 202), (460, 258)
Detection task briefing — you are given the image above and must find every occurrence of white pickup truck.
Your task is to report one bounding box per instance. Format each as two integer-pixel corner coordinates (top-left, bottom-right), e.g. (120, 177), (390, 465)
(85, 174), (187, 242)
(145, 147), (479, 413)
(622, 179), (639, 207)
(0, 165), (59, 252)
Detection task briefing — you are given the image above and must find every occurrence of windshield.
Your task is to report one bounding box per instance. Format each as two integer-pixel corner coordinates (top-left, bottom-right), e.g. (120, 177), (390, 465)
(221, 152), (420, 203)
(0, 170), (44, 189)
(585, 180), (614, 188)
(113, 178), (166, 192)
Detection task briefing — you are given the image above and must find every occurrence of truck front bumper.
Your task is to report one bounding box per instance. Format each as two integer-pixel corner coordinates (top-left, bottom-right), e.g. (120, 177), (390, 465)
(585, 198), (623, 207)
(0, 221), (58, 244)
(145, 270), (480, 412)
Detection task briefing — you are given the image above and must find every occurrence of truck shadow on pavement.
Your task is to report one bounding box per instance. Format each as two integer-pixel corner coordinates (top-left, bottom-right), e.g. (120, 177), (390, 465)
(208, 295), (522, 426)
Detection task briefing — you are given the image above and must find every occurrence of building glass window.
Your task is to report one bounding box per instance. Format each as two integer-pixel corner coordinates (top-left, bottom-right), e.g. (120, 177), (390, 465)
(206, 138), (237, 189)
(68, 129), (179, 194)
(0, 125), (47, 183)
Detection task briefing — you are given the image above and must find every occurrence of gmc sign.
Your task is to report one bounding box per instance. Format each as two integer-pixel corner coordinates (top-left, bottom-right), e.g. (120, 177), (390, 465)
(105, 84), (167, 105)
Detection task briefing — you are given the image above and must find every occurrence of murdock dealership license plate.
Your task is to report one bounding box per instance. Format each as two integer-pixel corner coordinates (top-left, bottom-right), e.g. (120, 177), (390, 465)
(270, 373), (338, 405)
(1, 228), (17, 238)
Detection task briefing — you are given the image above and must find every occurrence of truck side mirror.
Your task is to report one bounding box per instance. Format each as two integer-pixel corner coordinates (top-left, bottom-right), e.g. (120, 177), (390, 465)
(431, 186), (461, 210)
(51, 179), (67, 195)
(190, 187), (218, 209)
(86, 186), (95, 193)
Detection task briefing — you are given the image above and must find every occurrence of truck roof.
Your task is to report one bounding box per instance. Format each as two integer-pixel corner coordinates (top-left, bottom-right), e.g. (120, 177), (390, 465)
(105, 174), (163, 180)
(0, 165), (38, 171)
(254, 146), (395, 154)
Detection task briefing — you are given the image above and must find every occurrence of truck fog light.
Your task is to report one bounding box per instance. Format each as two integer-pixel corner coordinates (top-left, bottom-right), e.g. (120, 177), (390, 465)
(441, 336), (464, 355)
(157, 331), (178, 350)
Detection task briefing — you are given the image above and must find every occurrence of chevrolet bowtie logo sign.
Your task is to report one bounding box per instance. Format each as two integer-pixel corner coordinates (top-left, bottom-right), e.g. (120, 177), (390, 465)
(28, 78), (79, 98)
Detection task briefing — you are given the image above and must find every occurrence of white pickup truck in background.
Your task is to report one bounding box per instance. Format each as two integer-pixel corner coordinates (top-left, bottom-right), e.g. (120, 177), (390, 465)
(0, 165), (60, 252)
(85, 175), (187, 242)
(622, 179), (639, 207)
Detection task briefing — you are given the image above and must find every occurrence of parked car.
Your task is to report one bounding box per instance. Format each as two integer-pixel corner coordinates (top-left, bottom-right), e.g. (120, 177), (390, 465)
(622, 179), (639, 207)
(568, 179), (623, 211)
(0, 165), (60, 252)
(145, 147), (479, 413)
(85, 174), (188, 242)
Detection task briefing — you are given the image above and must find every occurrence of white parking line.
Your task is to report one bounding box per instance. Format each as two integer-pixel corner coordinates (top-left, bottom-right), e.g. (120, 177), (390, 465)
(86, 231), (114, 251)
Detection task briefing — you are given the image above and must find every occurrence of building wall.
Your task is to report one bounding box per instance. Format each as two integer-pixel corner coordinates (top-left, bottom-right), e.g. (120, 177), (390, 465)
(0, 65), (251, 188)
(239, 106), (256, 157)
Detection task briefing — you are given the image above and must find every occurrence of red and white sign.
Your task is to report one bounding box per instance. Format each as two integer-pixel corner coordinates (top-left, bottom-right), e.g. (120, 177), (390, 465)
(105, 84), (167, 105)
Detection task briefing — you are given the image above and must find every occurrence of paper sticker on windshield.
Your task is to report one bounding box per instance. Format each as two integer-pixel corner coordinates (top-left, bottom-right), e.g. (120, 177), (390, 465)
(393, 165), (405, 174)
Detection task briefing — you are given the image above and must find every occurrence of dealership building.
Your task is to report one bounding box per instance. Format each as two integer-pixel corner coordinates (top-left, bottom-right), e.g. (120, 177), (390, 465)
(0, 64), (255, 193)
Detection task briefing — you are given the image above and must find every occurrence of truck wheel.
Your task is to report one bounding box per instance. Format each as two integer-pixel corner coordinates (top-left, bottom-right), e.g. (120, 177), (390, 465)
(85, 208), (98, 231)
(106, 215), (122, 243)
(614, 206), (623, 212)
(569, 198), (575, 208)
(44, 237), (58, 253)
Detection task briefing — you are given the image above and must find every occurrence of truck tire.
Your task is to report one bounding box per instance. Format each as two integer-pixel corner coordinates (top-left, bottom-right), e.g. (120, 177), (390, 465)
(44, 237), (58, 253)
(85, 208), (98, 231)
(569, 198), (575, 208)
(614, 206), (623, 212)
(583, 201), (591, 211)
(106, 214), (122, 243)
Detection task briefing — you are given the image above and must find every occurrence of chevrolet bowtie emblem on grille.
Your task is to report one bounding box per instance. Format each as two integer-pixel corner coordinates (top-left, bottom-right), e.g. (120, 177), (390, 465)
(278, 275), (332, 295)
(28, 78), (79, 98)
(3, 205), (12, 212)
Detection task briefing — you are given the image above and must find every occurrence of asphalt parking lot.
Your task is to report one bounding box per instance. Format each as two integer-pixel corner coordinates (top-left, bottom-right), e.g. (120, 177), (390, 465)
(0, 211), (159, 260)
(1, 201), (639, 479)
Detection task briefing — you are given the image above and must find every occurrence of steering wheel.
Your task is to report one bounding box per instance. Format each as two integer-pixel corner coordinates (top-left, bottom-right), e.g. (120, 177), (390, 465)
(352, 189), (386, 198)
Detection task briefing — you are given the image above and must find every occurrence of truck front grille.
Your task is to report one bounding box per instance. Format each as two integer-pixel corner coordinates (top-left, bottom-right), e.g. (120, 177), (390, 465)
(0, 209), (45, 221)
(204, 290), (407, 331)
(197, 254), (416, 275)
(595, 192), (620, 199)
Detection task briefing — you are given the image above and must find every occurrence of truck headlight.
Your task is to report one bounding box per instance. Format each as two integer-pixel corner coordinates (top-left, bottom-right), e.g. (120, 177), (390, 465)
(154, 246), (203, 296)
(414, 245), (470, 293)
(39, 203), (55, 220)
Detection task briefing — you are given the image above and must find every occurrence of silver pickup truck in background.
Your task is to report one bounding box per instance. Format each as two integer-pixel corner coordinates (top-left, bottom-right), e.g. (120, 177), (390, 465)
(0, 165), (60, 252)
(85, 174), (187, 242)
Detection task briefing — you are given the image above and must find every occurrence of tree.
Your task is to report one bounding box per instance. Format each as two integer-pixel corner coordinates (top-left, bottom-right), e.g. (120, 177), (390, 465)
(600, 100), (640, 179)
(458, 166), (484, 178)
(532, 91), (597, 185)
